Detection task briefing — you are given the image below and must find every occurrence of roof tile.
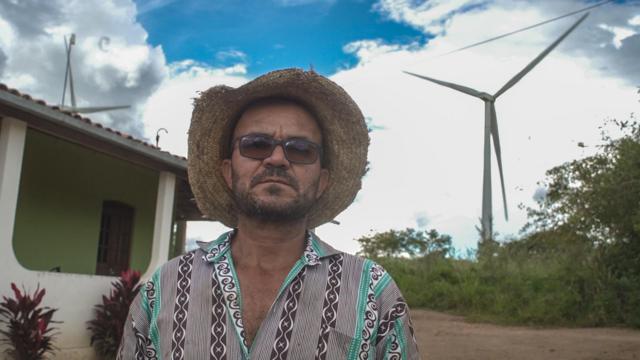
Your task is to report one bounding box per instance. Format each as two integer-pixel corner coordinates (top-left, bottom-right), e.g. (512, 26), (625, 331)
(0, 82), (187, 161)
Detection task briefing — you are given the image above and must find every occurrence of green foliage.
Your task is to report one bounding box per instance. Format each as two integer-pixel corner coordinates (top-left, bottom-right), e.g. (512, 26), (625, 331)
(87, 270), (142, 359)
(524, 118), (640, 325)
(379, 229), (639, 327)
(525, 119), (640, 244)
(0, 283), (60, 360)
(374, 116), (640, 328)
(356, 228), (452, 259)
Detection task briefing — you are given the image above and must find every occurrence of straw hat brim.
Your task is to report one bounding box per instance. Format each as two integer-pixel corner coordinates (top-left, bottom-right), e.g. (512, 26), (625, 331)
(188, 68), (369, 228)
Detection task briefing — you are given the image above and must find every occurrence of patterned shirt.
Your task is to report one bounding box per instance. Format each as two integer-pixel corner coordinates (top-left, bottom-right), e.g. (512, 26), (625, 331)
(118, 231), (420, 359)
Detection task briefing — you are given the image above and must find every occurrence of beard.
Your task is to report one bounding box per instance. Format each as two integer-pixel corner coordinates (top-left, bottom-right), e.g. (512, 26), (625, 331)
(231, 167), (320, 223)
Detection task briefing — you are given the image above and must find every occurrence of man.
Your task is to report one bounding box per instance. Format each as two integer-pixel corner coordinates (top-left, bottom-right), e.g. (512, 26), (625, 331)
(118, 69), (420, 359)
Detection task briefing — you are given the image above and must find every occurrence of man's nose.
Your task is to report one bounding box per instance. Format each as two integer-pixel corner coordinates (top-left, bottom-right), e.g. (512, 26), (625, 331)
(263, 144), (290, 168)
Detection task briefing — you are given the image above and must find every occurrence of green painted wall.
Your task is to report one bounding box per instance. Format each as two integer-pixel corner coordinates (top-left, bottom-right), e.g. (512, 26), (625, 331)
(13, 129), (159, 275)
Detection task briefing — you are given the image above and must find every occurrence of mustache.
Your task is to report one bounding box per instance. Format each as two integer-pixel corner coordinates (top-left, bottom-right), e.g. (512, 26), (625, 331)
(250, 167), (299, 191)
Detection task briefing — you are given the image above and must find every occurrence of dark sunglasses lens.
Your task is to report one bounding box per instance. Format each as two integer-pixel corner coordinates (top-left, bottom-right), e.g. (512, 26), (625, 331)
(239, 136), (274, 159)
(284, 139), (318, 164)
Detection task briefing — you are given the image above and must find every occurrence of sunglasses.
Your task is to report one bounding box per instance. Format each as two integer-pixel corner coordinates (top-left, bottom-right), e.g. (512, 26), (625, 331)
(234, 134), (322, 165)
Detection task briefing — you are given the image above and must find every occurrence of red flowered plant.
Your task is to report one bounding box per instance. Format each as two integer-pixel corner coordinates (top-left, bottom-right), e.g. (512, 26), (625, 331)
(88, 269), (142, 359)
(0, 283), (59, 360)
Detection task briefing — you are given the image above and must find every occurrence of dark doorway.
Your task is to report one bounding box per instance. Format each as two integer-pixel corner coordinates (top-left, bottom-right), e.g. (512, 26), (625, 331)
(96, 201), (134, 276)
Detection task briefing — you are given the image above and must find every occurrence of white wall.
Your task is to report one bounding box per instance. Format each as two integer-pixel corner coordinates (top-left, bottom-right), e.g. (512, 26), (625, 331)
(0, 118), (176, 358)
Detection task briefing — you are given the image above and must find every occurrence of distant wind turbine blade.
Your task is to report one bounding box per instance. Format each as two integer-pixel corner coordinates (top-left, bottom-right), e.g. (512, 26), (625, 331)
(439, 0), (611, 57)
(490, 104), (508, 221)
(61, 105), (131, 113)
(403, 71), (484, 99)
(493, 12), (589, 99)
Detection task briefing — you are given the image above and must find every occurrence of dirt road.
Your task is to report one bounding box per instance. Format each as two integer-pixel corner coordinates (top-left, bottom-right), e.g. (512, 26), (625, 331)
(413, 310), (640, 359)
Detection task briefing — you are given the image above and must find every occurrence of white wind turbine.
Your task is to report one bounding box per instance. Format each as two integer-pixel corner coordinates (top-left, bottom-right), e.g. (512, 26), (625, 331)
(60, 33), (130, 114)
(404, 13), (589, 243)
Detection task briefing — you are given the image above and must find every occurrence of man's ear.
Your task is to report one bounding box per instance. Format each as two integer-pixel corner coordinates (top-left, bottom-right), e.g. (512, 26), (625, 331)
(222, 159), (233, 189)
(316, 168), (329, 199)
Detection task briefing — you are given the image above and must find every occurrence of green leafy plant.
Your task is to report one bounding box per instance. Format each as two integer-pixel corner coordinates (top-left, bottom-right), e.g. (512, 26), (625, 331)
(88, 269), (141, 359)
(356, 227), (452, 259)
(0, 283), (59, 360)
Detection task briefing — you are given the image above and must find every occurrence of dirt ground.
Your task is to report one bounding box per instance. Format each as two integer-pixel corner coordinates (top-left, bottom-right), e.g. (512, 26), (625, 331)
(413, 310), (640, 360)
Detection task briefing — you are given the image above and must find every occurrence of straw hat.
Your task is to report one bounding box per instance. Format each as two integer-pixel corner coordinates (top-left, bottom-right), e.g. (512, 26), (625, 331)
(188, 68), (369, 228)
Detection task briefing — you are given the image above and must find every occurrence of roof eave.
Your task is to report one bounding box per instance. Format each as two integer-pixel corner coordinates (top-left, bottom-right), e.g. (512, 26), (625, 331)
(0, 90), (187, 172)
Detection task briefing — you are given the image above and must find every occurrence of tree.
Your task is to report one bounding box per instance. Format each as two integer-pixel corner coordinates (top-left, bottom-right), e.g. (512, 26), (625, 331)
(356, 228), (452, 259)
(524, 118), (640, 247)
(523, 117), (640, 325)
(512, 90), (640, 326)
(524, 90), (640, 247)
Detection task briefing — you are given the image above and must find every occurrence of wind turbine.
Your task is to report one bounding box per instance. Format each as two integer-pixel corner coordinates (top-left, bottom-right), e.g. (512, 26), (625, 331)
(60, 33), (130, 114)
(404, 13), (589, 243)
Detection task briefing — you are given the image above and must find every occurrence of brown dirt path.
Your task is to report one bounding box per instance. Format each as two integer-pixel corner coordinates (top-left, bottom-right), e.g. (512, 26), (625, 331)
(413, 310), (640, 360)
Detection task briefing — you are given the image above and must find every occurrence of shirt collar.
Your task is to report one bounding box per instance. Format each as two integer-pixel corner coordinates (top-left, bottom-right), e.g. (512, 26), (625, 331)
(198, 230), (234, 263)
(198, 229), (341, 265)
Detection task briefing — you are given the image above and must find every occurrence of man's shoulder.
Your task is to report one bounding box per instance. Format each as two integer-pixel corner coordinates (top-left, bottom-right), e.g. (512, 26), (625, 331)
(147, 248), (205, 280)
(312, 236), (387, 273)
(162, 233), (232, 272)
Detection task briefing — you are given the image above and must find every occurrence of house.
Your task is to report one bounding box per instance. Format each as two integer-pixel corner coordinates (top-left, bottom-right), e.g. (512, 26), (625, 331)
(0, 84), (204, 359)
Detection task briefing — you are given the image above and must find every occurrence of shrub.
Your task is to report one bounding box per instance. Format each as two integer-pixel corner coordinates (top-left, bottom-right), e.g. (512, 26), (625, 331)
(0, 283), (59, 360)
(88, 269), (142, 359)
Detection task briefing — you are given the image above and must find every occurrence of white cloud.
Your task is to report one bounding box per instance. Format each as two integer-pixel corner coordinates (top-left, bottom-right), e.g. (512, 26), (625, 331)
(4, 0), (636, 255)
(141, 60), (249, 157)
(83, 40), (156, 88)
(158, 1), (639, 255)
(0, 0), (248, 246)
(373, 0), (640, 84)
(312, 1), (639, 254)
(2, 73), (35, 89)
(140, 60), (250, 245)
(0, 17), (15, 48)
(223, 63), (248, 75)
(0, 0), (167, 137)
(374, 0), (487, 35)
(598, 24), (637, 49)
(216, 49), (248, 62)
(343, 39), (416, 64)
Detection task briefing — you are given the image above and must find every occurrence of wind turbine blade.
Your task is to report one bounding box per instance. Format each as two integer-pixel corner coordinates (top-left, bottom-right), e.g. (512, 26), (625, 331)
(61, 105), (131, 113)
(439, 1), (610, 57)
(403, 71), (484, 99)
(490, 104), (508, 221)
(494, 12), (589, 99)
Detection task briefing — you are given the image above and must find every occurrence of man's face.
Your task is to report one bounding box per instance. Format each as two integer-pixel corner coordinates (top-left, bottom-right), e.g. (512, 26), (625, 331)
(222, 102), (329, 223)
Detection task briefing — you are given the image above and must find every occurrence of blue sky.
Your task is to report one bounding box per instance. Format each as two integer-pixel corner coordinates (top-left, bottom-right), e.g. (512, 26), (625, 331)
(135, 0), (427, 75)
(1, 0), (639, 253)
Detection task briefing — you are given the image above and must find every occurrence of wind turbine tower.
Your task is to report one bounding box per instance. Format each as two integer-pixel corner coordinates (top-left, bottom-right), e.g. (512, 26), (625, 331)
(405, 13), (589, 243)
